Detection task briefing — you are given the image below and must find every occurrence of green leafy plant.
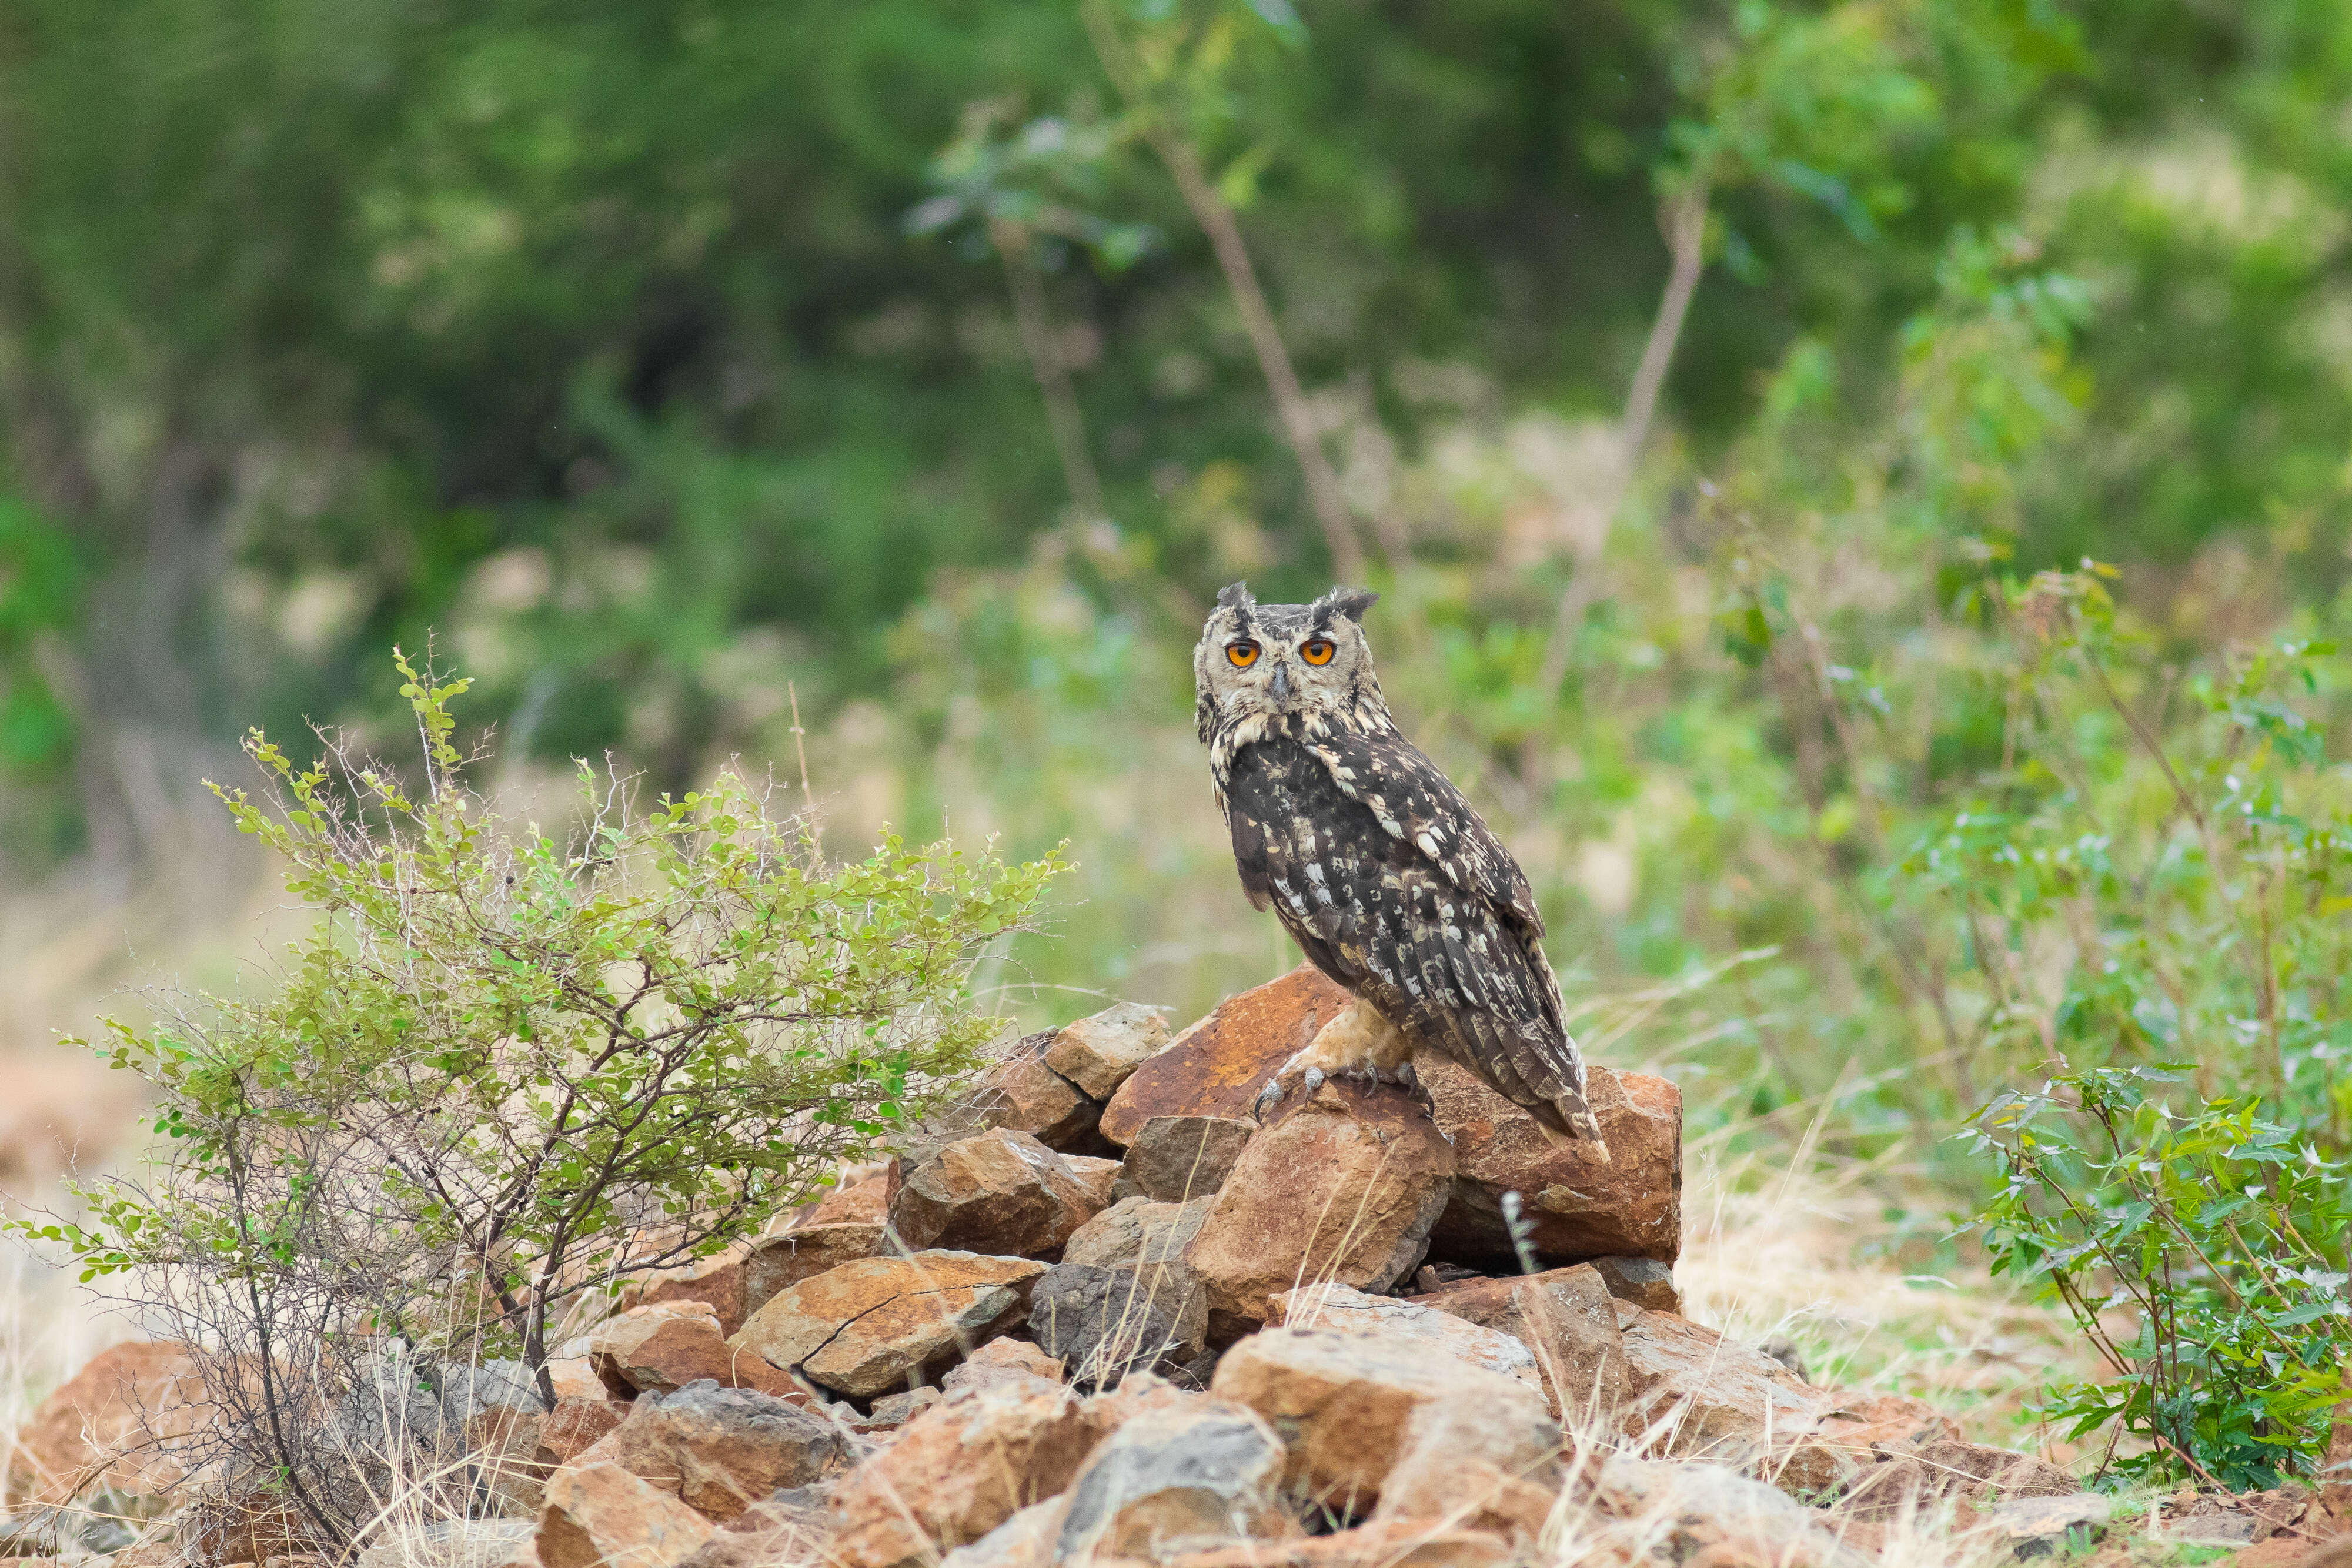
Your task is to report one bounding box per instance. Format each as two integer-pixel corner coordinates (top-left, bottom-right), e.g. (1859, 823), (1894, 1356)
(19, 651), (1063, 1543)
(1966, 1064), (2348, 1489)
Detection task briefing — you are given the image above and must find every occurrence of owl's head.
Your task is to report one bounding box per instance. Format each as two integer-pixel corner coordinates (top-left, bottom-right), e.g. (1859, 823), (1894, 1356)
(1194, 581), (1387, 741)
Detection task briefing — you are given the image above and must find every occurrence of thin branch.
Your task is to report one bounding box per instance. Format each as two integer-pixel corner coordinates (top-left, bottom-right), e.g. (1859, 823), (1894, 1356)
(990, 216), (1108, 525)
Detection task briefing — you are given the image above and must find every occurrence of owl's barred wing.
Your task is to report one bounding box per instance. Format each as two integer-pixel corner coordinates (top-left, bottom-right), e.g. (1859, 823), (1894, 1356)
(1223, 735), (1599, 1142)
(1301, 727), (1545, 936)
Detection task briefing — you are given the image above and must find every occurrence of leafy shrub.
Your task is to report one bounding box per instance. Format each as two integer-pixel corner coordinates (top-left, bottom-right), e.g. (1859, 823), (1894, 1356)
(1923, 571), (2352, 1485)
(1967, 1064), (2348, 1488)
(22, 654), (1063, 1544)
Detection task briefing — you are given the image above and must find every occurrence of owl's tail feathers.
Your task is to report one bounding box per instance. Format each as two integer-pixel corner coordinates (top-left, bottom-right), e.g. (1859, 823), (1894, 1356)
(1541, 1095), (1612, 1163)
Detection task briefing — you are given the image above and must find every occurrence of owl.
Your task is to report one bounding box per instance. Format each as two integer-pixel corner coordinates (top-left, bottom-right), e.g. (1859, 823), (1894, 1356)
(1194, 582), (1608, 1155)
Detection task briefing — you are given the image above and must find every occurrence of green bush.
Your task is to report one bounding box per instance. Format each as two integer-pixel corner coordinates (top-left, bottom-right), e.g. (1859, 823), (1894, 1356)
(25, 653), (1062, 1543)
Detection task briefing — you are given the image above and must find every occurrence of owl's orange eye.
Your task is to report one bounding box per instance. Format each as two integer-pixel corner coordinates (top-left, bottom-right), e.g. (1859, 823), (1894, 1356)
(1301, 638), (1336, 666)
(1226, 641), (1261, 668)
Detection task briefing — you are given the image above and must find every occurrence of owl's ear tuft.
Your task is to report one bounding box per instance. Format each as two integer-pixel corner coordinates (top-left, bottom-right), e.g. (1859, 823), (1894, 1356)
(1215, 581), (1256, 610)
(1315, 587), (1379, 625)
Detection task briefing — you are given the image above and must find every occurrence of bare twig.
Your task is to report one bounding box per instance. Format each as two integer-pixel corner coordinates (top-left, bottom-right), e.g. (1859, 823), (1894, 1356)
(990, 216), (1108, 524)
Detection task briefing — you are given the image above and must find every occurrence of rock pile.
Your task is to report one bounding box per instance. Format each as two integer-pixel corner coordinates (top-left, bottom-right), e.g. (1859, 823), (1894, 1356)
(6, 968), (2135, 1568)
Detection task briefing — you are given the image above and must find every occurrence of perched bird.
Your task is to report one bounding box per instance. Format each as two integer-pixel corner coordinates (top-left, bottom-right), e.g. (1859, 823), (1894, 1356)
(1194, 582), (1607, 1156)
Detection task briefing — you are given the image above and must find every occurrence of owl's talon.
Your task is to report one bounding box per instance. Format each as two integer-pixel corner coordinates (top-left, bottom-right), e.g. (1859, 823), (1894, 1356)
(1252, 1077), (1282, 1123)
(1302, 1066), (1326, 1095)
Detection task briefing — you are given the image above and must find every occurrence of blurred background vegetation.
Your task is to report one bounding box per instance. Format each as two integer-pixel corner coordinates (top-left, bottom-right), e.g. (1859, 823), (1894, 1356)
(4, 0), (2351, 1179)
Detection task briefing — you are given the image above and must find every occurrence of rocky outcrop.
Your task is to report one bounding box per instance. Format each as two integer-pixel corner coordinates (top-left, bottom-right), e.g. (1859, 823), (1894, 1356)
(731, 1251), (1047, 1398)
(1183, 1079), (1454, 1329)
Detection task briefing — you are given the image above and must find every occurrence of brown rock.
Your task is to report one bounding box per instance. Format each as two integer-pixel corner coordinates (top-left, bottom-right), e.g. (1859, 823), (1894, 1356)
(1869, 1433), (2077, 1502)
(1773, 1392), (1957, 1500)
(534, 1398), (627, 1471)
(890, 1129), (1105, 1256)
(544, 1358), (606, 1404)
(586, 1301), (802, 1400)
(1044, 1003), (1171, 1101)
(976, 1033), (1104, 1152)
(803, 1162), (903, 1226)
(1416, 1049), (1682, 1269)
(1065, 1196), (1214, 1271)
(1100, 967), (1352, 1146)
(1588, 1255), (1681, 1315)
(1268, 1283), (1539, 1390)
(1052, 1395), (1295, 1560)
(594, 1380), (850, 1520)
(620, 1246), (753, 1336)
(742, 1222), (888, 1319)
(1589, 1456), (1866, 1568)
(942, 1337), (1066, 1396)
(1167, 1520), (1510, 1568)
(936, 1497), (1061, 1568)
(1371, 1396), (1560, 1545)
(828, 1384), (1107, 1568)
(1616, 1304), (1828, 1456)
(1112, 1116), (1255, 1204)
(1184, 1079), (1455, 1328)
(677, 1485), (834, 1568)
(537, 1461), (714, 1568)
(1065, 1155), (1123, 1211)
(1210, 1326), (1557, 1509)
(1408, 1264), (1629, 1423)
(731, 1251), (1048, 1398)
(4, 1340), (204, 1505)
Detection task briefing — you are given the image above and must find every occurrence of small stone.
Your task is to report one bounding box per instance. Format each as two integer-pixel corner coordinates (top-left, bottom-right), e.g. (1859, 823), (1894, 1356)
(829, 1384), (1107, 1568)
(537, 1462), (714, 1568)
(1112, 1116), (1255, 1204)
(1064, 1155), (1123, 1210)
(866, 1387), (944, 1426)
(977, 1033), (1105, 1153)
(1617, 1303), (1828, 1457)
(732, 1251), (1048, 1399)
(534, 1398), (626, 1471)
(1031, 1262), (1208, 1389)
(1100, 968), (1354, 1145)
(620, 1246), (754, 1336)
(1268, 1283), (1539, 1391)
(1053, 1396), (1295, 1561)
(890, 1129), (1105, 1257)
(1184, 1079), (1455, 1329)
(1415, 1049), (1682, 1270)
(1210, 1326), (1556, 1509)
(586, 1301), (801, 1400)
(942, 1338), (1067, 1397)
(1407, 1264), (1628, 1422)
(1064, 1196), (1214, 1271)
(594, 1380), (850, 1520)
(743, 1222), (890, 1319)
(1044, 1002), (1171, 1101)
(1587, 1255), (1682, 1314)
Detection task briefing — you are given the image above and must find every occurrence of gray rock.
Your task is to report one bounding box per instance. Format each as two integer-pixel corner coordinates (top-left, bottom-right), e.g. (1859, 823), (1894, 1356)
(1588, 1255), (1682, 1314)
(866, 1386), (943, 1426)
(1267, 1282), (1540, 1390)
(1110, 1116), (1254, 1203)
(1590, 1458), (1870, 1568)
(1054, 1400), (1294, 1561)
(1996, 1493), (2110, 1557)
(1030, 1262), (1207, 1389)
(604, 1379), (852, 1520)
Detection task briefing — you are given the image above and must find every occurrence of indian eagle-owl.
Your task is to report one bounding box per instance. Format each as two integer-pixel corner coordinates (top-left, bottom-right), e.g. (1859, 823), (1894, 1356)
(1194, 581), (1608, 1156)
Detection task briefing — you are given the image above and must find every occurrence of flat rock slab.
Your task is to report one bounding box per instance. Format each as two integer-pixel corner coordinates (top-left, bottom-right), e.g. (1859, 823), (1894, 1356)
(1267, 1283), (1539, 1392)
(1100, 967), (1352, 1145)
(1184, 1078), (1454, 1326)
(731, 1251), (1047, 1398)
(1416, 1048), (1682, 1268)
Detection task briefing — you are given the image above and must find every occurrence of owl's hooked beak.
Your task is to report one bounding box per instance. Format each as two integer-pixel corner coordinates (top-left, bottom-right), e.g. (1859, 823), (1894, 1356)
(1267, 659), (1291, 702)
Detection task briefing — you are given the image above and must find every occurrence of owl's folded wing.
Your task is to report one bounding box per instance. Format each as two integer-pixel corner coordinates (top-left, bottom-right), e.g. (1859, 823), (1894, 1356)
(1301, 727), (1544, 937)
